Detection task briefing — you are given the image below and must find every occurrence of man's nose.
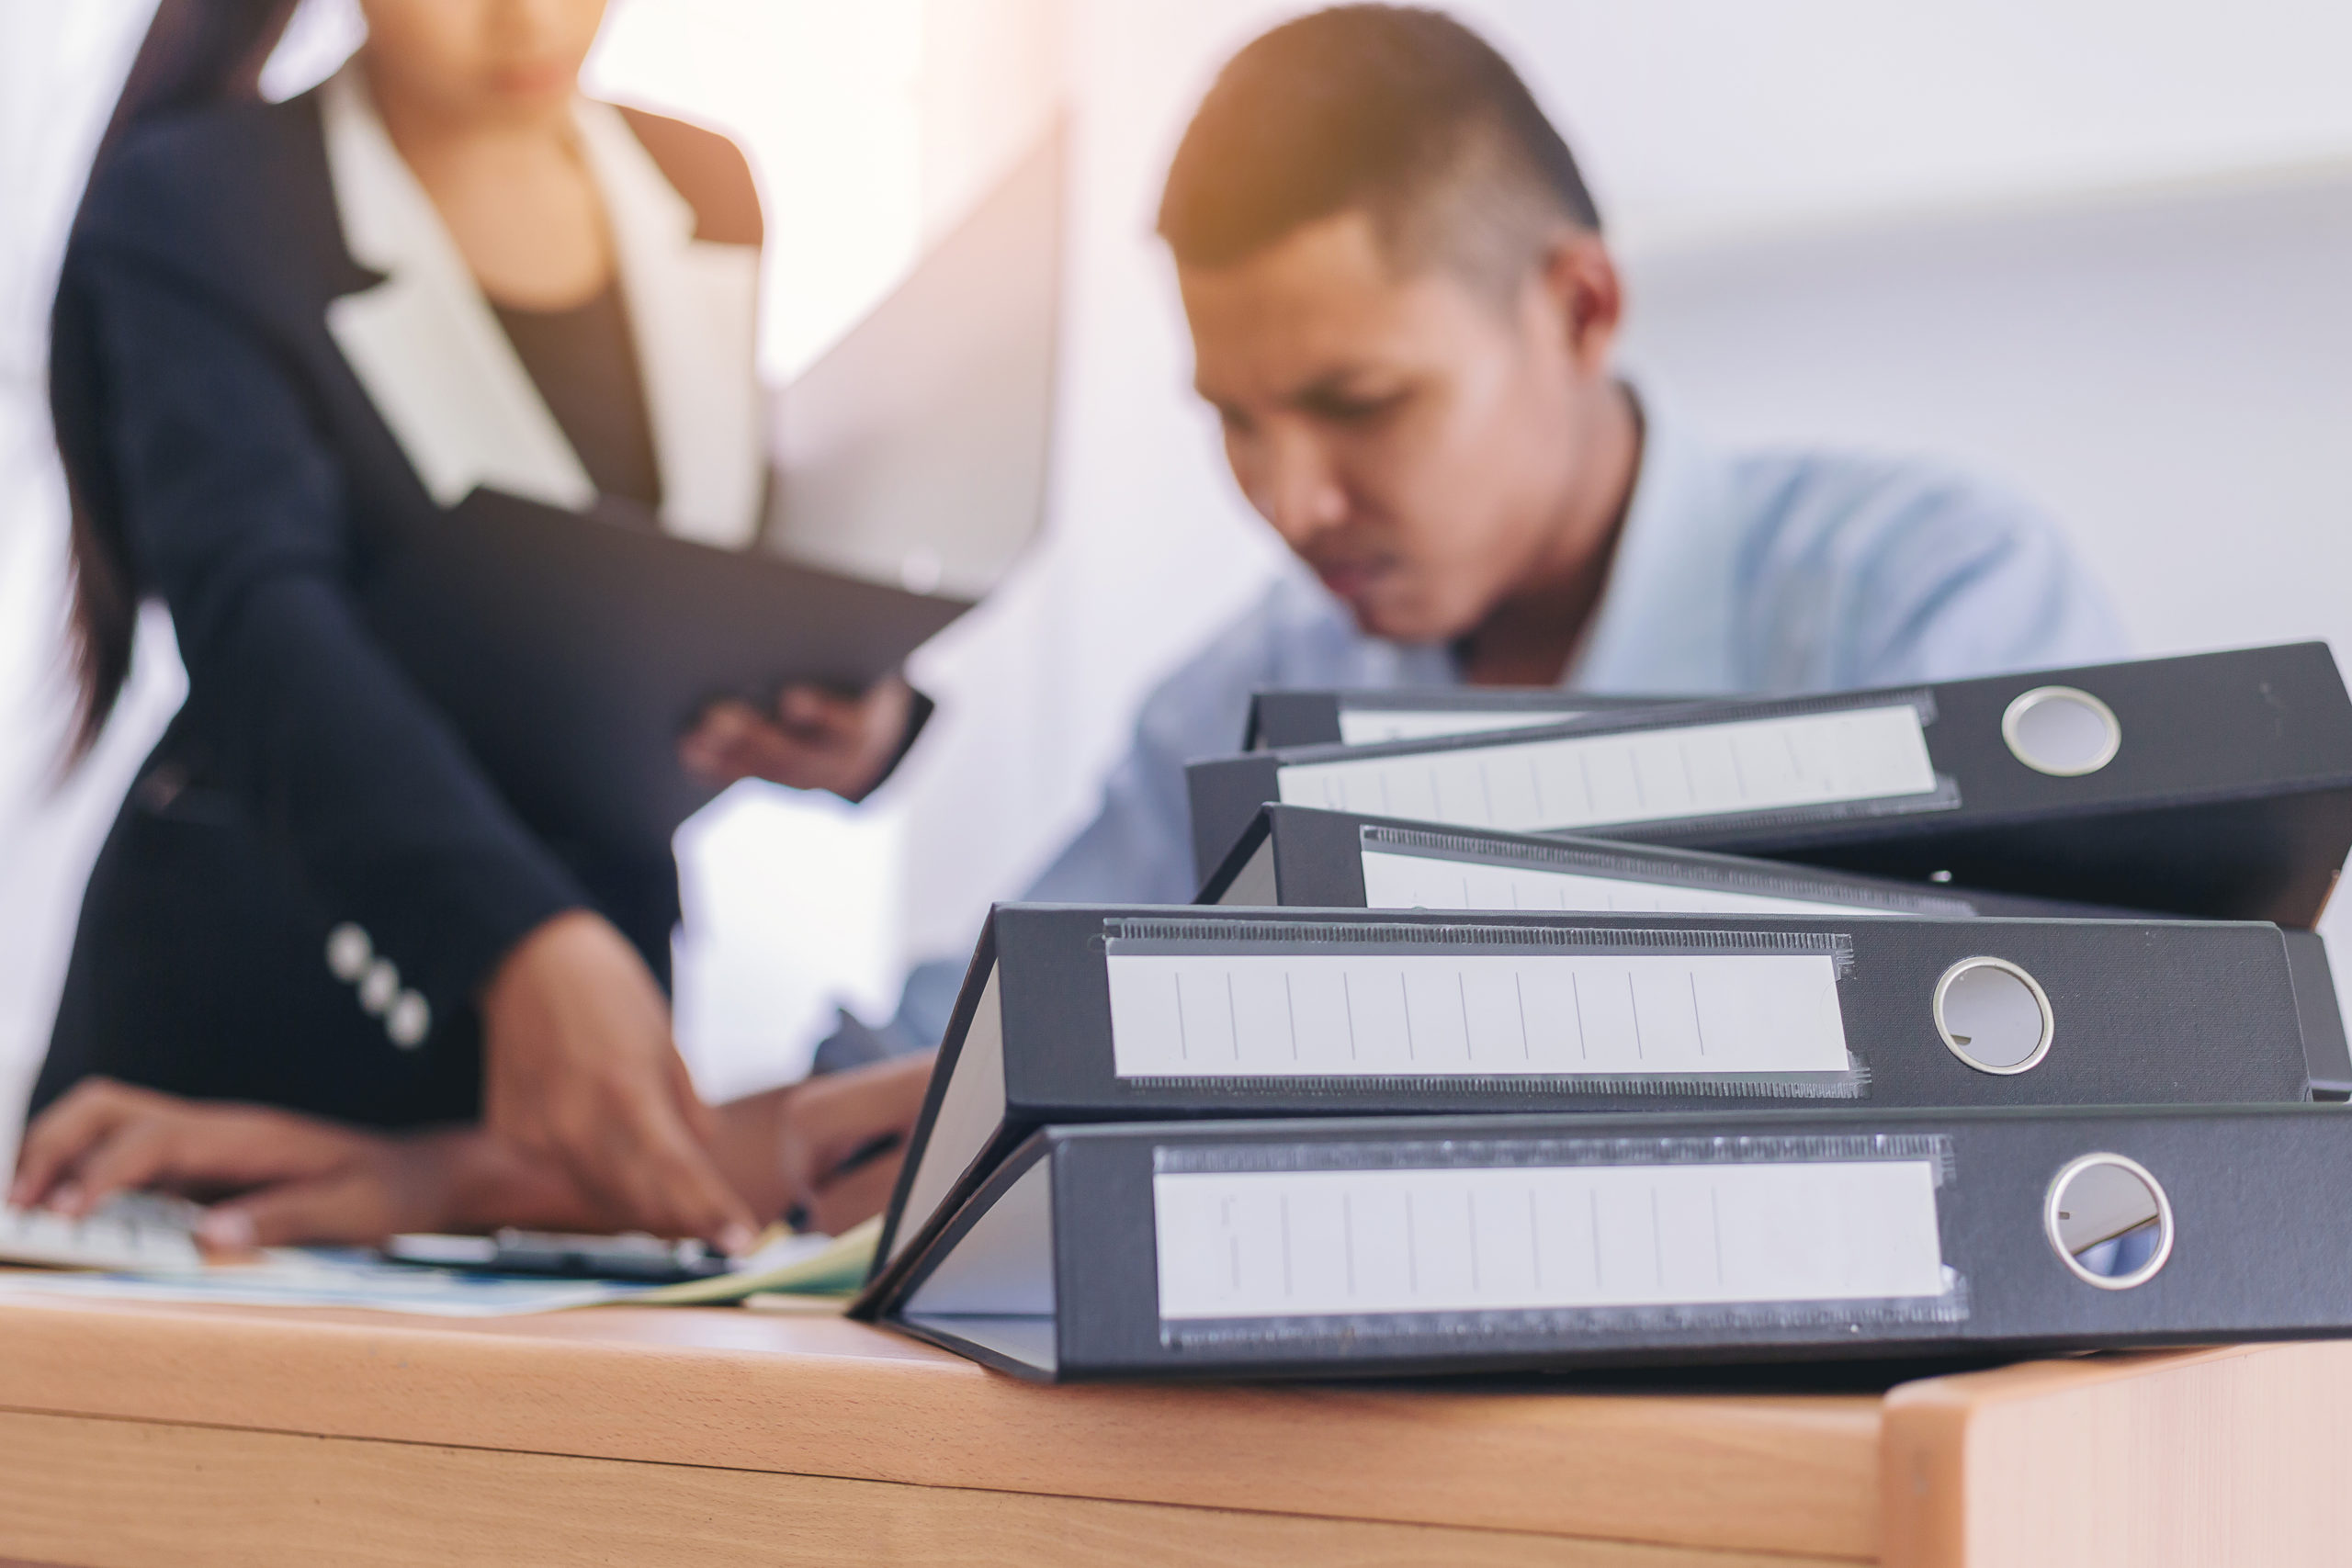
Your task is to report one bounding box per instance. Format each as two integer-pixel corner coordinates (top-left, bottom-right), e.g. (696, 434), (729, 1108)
(1256, 428), (1350, 545)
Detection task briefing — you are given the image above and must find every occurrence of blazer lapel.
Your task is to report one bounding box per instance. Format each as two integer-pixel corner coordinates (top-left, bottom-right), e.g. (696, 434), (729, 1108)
(574, 100), (764, 548)
(317, 69), (596, 514)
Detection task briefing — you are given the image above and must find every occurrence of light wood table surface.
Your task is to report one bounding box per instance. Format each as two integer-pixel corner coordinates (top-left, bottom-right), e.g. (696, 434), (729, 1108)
(0, 1291), (2343, 1567)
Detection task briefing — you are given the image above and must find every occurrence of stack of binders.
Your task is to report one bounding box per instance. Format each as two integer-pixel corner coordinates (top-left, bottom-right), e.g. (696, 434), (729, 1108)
(857, 643), (2352, 1382)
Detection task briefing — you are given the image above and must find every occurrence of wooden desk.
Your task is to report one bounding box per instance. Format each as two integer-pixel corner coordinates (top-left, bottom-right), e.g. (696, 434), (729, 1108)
(0, 1294), (2342, 1567)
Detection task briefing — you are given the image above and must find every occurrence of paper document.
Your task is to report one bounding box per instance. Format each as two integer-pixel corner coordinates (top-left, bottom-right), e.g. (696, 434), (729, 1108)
(637, 1217), (878, 1303)
(0, 1251), (647, 1316)
(0, 1217), (882, 1317)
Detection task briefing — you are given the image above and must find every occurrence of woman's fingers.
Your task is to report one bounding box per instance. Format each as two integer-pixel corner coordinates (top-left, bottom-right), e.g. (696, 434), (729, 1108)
(198, 1130), (494, 1251)
(481, 910), (753, 1249)
(46, 1102), (323, 1215)
(526, 1044), (753, 1250)
(199, 1168), (393, 1251)
(11, 1078), (148, 1209)
(598, 1094), (757, 1256)
(13, 1082), (420, 1229)
(53, 1118), (184, 1215)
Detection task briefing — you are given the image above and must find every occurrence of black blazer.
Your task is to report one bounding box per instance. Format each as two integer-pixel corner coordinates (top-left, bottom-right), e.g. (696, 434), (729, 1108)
(39, 83), (766, 1128)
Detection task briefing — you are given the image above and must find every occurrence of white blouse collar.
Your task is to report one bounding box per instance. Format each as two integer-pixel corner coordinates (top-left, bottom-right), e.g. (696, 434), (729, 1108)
(317, 66), (762, 546)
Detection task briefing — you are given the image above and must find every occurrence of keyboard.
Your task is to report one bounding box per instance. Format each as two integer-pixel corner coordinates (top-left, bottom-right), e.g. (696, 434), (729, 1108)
(0, 1192), (206, 1272)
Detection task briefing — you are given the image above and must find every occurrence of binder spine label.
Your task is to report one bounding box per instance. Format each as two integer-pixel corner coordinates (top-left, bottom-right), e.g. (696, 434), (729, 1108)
(1278, 700), (1951, 835)
(1354, 827), (1979, 919)
(1105, 932), (1853, 1082)
(1150, 1134), (1963, 1345)
(1336, 708), (1579, 746)
(1362, 849), (1890, 919)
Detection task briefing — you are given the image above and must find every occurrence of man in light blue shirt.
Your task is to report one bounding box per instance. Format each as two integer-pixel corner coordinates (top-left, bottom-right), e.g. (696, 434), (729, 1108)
(835, 6), (2120, 1134)
(1017, 6), (2121, 911)
(1026, 410), (2121, 912)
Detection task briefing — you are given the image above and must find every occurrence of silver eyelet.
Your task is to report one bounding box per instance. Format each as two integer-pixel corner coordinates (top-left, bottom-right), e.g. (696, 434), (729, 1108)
(2002, 686), (2121, 777)
(2046, 1153), (2174, 1290)
(1933, 957), (2053, 1074)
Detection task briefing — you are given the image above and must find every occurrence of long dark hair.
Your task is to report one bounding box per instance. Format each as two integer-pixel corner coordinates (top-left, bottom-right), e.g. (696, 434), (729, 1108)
(56, 0), (301, 757)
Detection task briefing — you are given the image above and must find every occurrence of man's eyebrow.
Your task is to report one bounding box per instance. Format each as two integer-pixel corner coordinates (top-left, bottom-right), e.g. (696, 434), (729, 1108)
(1193, 365), (1388, 408)
(1288, 367), (1396, 408)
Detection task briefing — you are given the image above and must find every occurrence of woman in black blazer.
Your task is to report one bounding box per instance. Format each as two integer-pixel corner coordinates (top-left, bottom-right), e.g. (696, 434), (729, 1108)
(36, 0), (917, 1247)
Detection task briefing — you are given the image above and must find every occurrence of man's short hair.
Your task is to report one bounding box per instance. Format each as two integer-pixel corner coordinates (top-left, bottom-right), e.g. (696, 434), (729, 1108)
(1157, 6), (1600, 299)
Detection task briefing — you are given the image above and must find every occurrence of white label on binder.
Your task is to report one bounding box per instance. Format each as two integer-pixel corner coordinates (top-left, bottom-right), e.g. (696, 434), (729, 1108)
(1278, 705), (1938, 831)
(1105, 951), (1847, 1078)
(1337, 709), (1580, 746)
(1359, 851), (1892, 918)
(1154, 1159), (1946, 1319)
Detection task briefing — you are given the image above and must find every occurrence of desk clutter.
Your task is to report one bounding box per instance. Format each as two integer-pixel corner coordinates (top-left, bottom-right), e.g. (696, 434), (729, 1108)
(857, 642), (2352, 1381)
(7, 644), (2352, 1372)
(0, 1199), (877, 1317)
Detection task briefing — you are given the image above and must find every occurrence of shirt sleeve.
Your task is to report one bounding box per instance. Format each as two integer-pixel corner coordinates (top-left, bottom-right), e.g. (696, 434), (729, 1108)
(1018, 587), (1309, 907)
(74, 247), (588, 1030)
(1849, 480), (2128, 687)
(1740, 462), (2130, 692)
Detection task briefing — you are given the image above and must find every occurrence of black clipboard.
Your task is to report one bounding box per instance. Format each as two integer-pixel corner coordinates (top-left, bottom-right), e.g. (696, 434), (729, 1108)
(360, 487), (970, 857)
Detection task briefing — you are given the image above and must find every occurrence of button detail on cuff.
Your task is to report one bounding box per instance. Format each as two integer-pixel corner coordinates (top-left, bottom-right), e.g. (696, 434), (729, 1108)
(359, 958), (400, 1015)
(326, 923), (372, 982)
(386, 990), (431, 1050)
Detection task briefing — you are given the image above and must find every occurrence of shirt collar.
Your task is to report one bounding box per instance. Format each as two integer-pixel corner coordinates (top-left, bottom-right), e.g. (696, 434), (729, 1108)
(1566, 384), (1747, 695)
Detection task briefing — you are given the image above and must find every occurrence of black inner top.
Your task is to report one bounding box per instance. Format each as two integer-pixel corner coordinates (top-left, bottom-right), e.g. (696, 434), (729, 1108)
(493, 282), (663, 514)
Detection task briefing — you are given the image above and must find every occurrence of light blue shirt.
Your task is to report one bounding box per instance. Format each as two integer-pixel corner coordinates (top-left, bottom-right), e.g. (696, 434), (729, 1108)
(1026, 402), (2124, 904)
(872, 400), (2125, 1053)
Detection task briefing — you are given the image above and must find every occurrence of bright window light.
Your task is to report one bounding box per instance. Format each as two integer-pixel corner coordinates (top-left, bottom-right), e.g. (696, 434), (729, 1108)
(588, 0), (926, 384)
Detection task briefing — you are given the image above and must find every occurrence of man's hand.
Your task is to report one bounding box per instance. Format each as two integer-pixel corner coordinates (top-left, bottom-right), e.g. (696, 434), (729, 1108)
(763, 1052), (935, 1236)
(678, 677), (914, 801)
(480, 911), (756, 1252)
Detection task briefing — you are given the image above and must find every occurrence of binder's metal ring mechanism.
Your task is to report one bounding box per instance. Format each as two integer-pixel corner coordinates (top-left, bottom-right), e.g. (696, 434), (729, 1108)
(2001, 685), (2122, 776)
(1932, 957), (2055, 1074)
(2044, 1152), (2176, 1290)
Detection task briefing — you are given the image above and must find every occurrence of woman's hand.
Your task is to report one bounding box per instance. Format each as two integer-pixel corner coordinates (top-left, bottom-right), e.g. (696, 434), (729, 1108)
(767, 1053), (935, 1236)
(678, 677), (914, 801)
(480, 910), (755, 1252)
(10, 1079), (615, 1249)
(7, 1055), (943, 1252)
(17, 1080), (429, 1248)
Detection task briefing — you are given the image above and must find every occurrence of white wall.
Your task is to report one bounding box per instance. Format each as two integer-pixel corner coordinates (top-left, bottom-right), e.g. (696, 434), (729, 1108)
(1618, 168), (2352, 663)
(5, 0), (2350, 1148)
(0, 0), (167, 1169)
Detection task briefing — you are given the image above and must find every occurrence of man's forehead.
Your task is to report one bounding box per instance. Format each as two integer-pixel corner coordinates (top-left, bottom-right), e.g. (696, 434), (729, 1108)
(1180, 210), (1471, 400)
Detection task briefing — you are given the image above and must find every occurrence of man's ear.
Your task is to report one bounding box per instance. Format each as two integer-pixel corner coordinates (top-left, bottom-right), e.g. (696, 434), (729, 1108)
(1532, 230), (1623, 372)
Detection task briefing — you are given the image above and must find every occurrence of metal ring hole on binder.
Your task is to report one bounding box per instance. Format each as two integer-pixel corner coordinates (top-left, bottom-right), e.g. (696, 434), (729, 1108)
(1932, 957), (2053, 1074)
(2045, 1153), (2174, 1290)
(2001, 685), (2121, 776)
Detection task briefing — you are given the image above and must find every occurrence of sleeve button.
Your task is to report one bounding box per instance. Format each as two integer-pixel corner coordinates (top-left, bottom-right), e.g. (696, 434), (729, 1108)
(326, 923), (372, 982)
(386, 990), (431, 1050)
(359, 959), (400, 1015)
